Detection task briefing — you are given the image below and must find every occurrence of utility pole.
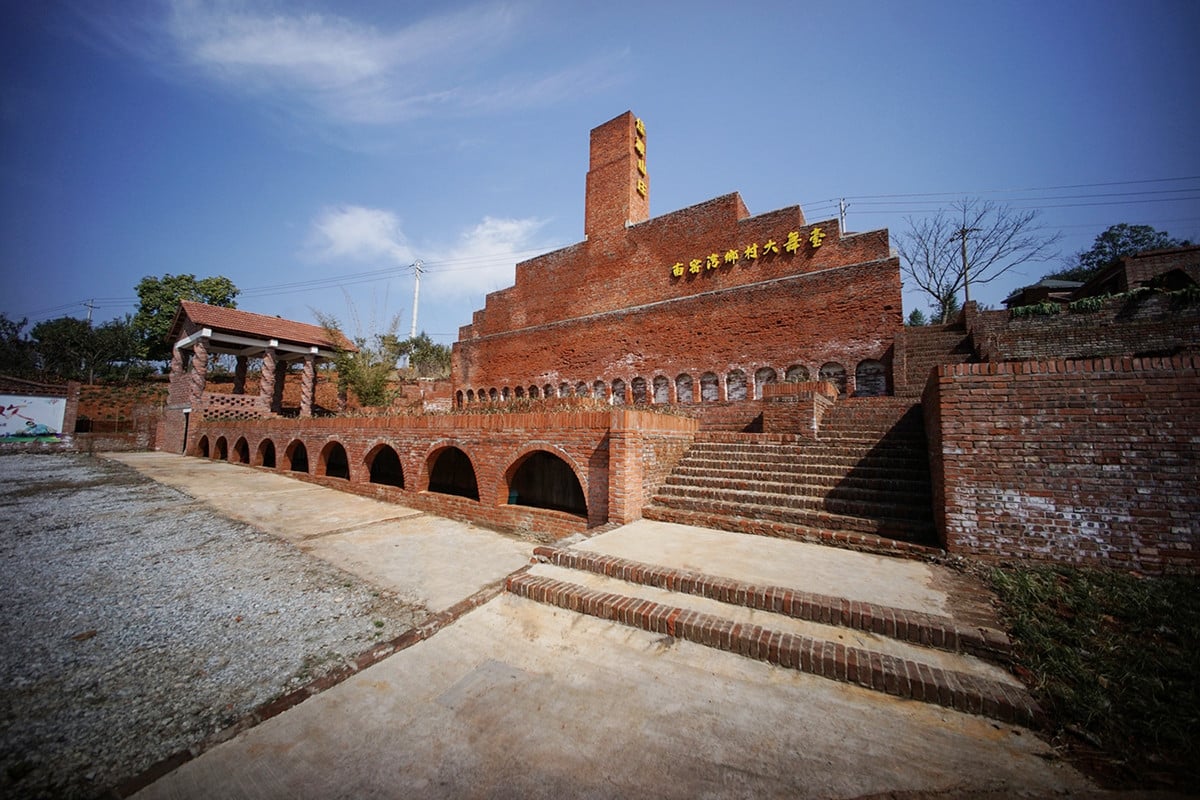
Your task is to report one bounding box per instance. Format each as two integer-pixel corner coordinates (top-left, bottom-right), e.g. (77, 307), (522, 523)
(408, 259), (424, 339)
(953, 226), (981, 304)
(84, 299), (96, 326)
(838, 198), (849, 232)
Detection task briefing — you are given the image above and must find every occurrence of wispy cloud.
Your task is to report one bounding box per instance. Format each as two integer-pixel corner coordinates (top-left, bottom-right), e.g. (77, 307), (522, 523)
(72, 1), (621, 131)
(305, 205), (552, 301)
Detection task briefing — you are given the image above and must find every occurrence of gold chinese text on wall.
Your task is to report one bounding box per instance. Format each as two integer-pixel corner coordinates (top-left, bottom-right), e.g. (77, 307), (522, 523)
(634, 117), (647, 198)
(669, 225), (827, 279)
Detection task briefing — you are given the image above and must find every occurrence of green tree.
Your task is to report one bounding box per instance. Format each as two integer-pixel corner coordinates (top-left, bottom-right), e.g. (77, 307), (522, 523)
(395, 332), (452, 378)
(905, 308), (928, 327)
(315, 311), (404, 408)
(0, 314), (36, 377)
(1048, 223), (1190, 283)
(134, 274), (239, 364)
(897, 198), (1060, 323)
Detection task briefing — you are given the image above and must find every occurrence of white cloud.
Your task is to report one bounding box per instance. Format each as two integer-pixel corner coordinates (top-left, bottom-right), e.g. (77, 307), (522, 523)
(305, 205), (552, 300)
(67, 1), (628, 133)
(425, 216), (551, 299)
(307, 205), (413, 264)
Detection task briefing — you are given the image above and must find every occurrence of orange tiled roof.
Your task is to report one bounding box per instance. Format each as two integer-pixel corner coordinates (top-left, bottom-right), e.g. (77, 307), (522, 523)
(170, 301), (356, 351)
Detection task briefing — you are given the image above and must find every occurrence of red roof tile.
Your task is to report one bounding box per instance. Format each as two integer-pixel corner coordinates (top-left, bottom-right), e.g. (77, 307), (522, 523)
(169, 301), (356, 351)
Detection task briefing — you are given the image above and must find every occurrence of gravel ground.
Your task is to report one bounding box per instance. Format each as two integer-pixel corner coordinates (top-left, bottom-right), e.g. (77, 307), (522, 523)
(0, 454), (427, 800)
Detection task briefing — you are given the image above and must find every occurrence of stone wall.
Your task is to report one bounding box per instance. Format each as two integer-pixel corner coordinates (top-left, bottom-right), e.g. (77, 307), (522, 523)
(924, 356), (1199, 574)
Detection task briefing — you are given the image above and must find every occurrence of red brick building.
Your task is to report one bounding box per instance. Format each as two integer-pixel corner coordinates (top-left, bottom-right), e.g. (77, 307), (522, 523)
(452, 111), (903, 405)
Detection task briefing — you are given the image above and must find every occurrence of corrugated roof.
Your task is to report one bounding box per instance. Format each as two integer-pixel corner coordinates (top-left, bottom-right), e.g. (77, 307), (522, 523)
(169, 301), (356, 351)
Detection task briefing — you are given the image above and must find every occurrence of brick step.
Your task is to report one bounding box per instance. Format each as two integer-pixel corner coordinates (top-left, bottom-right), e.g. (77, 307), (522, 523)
(531, 546), (1013, 663)
(672, 464), (932, 492)
(641, 503), (939, 555)
(506, 569), (1039, 726)
(662, 474), (933, 507)
(647, 492), (935, 540)
(686, 443), (926, 470)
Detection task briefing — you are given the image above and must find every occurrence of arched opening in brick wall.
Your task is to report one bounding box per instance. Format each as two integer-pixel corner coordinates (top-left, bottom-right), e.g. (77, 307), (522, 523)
(320, 441), (350, 480)
(653, 375), (670, 403)
(561, 382), (571, 397)
(285, 440), (309, 473)
(592, 380), (605, 400)
(675, 373), (694, 403)
(528, 385), (539, 399)
(700, 372), (720, 402)
(196, 435), (210, 458)
(785, 364), (810, 382)
(726, 370), (747, 401)
(488, 388), (498, 402)
(232, 437), (250, 464)
(632, 377), (649, 404)
(754, 367), (778, 399)
(366, 444), (404, 488)
(854, 359), (887, 397)
(611, 378), (627, 405)
(819, 362), (847, 394)
(544, 383), (554, 398)
(514, 386), (525, 399)
(214, 436), (228, 460)
(428, 447), (480, 500)
(506, 450), (587, 517)
(455, 390), (464, 407)
(257, 439), (276, 468)
(573, 381), (585, 397)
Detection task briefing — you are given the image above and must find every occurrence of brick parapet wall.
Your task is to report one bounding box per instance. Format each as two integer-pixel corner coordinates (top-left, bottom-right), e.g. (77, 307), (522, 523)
(188, 409), (698, 538)
(963, 294), (1200, 364)
(924, 356), (1200, 574)
(455, 256), (901, 401)
(761, 380), (838, 436)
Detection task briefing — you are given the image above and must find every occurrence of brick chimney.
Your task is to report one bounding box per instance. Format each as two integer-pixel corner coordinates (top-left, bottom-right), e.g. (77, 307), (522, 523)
(584, 111), (649, 239)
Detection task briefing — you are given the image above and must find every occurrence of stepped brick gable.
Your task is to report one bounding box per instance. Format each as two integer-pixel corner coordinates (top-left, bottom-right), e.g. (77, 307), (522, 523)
(453, 111), (904, 403)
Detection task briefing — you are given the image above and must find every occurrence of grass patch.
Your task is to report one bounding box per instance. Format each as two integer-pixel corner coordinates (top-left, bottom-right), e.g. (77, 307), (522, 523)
(986, 564), (1200, 789)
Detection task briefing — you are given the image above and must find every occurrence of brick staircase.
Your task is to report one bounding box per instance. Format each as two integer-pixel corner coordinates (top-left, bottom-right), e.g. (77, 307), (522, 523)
(900, 322), (978, 397)
(506, 543), (1041, 726)
(644, 397), (938, 556)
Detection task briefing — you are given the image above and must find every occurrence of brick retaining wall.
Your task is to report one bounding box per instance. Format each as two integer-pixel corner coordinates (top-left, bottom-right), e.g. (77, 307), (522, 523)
(924, 357), (1200, 573)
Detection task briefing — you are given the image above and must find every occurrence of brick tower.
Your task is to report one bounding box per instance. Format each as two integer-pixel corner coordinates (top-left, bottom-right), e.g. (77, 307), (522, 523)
(584, 111), (650, 240)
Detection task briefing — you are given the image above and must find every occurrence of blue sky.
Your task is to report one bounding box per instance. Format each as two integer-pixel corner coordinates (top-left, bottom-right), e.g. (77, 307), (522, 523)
(3, 0), (1198, 345)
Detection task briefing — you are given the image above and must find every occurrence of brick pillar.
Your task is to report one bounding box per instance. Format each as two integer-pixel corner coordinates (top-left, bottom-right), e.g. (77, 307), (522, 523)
(189, 338), (209, 405)
(606, 410), (644, 525)
(272, 361), (287, 413)
(170, 346), (185, 381)
(233, 356), (248, 394)
(259, 349), (276, 409)
(300, 354), (316, 418)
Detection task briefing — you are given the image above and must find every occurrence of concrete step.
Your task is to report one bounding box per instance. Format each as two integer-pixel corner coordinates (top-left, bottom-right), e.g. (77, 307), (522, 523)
(652, 485), (935, 526)
(646, 493), (936, 542)
(640, 503), (939, 556)
(507, 561), (1039, 726)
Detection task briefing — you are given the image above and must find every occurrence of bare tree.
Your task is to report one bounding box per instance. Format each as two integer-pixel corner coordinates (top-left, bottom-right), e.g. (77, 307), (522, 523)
(896, 198), (1060, 323)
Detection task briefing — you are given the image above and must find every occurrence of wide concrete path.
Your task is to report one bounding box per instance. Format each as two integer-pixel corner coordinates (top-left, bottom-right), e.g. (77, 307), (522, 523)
(109, 453), (1095, 799)
(107, 452), (531, 612)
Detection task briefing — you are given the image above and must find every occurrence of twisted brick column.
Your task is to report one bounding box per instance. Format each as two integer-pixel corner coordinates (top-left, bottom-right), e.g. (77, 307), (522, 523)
(259, 349), (277, 410)
(300, 354), (316, 417)
(189, 339), (208, 404)
(233, 356), (248, 394)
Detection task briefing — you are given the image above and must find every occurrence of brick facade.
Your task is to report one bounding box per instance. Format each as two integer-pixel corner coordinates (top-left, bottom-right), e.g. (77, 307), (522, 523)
(188, 409), (698, 540)
(453, 111), (903, 403)
(923, 357), (1200, 574)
